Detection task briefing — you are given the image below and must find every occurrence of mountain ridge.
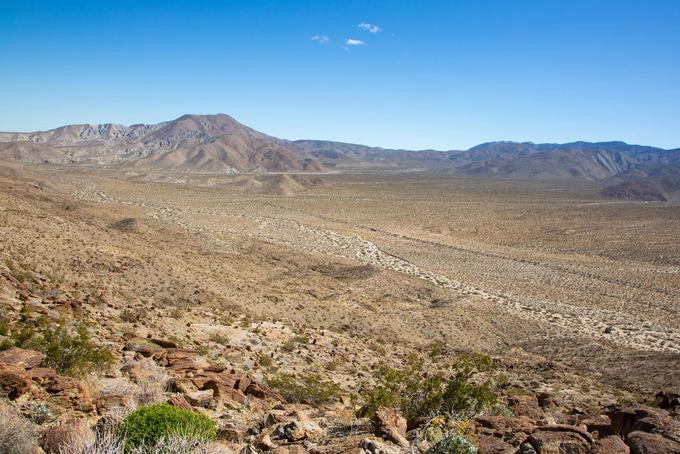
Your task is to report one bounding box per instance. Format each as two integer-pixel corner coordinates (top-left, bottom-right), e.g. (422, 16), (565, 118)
(1, 113), (678, 200)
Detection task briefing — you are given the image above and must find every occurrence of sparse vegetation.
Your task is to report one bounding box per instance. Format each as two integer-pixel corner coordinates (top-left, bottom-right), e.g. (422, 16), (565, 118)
(359, 353), (497, 422)
(207, 332), (230, 346)
(427, 433), (477, 454)
(267, 371), (341, 405)
(257, 354), (273, 368)
(0, 405), (40, 454)
(2, 308), (113, 375)
(116, 403), (217, 452)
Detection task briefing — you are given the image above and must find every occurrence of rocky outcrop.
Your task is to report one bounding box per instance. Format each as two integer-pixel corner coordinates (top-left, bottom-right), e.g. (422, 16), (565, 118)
(0, 363), (32, 399)
(373, 407), (409, 448)
(0, 347), (45, 369)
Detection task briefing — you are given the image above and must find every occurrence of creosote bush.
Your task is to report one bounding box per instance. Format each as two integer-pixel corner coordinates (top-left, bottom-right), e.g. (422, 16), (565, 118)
(1, 307), (113, 376)
(267, 371), (341, 405)
(116, 403), (216, 453)
(359, 353), (497, 422)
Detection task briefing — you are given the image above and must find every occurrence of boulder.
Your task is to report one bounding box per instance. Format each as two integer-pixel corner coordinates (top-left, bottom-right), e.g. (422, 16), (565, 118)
(591, 435), (630, 454)
(0, 363), (32, 399)
(583, 414), (613, 438)
(0, 347), (45, 369)
(263, 409), (291, 427)
(626, 431), (680, 454)
(508, 395), (543, 420)
(43, 374), (95, 413)
(527, 426), (591, 454)
(185, 389), (214, 407)
(277, 420), (324, 442)
(256, 433), (278, 450)
(245, 382), (283, 401)
(373, 407), (408, 448)
(608, 405), (680, 444)
(477, 435), (516, 453)
(657, 391), (680, 411)
(359, 438), (402, 454)
(149, 338), (179, 348)
(42, 418), (95, 454)
(476, 415), (536, 445)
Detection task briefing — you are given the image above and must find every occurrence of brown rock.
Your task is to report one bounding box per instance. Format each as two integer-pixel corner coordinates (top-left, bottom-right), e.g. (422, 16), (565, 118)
(0, 347), (45, 369)
(219, 422), (246, 443)
(256, 433), (278, 450)
(42, 418), (95, 454)
(359, 438), (402, 454)
(0, 363), (32, 399)
(43, 375), (95, 413)
(477, 435), (516, 454)
(476, 415), (536, 445)
(149, 338), (179, 348)
(583, 414), (613, 438)
(168, 394), (194, 412)
(656, 391), (680, 411)
(28, 367), (59, 384)
(272, 446), (309, 454)
(608, 405), (680, 444)
(235, 375), (253, 393)
(508, 395), (543, 420)
(592, 436), (630, 454)
(535, 424), (593, 444)
(528, 427), (591, 454)
(185, 389), (214, 407)
(277, 420), (324, 442)
(245, 381), (283, 401)
(626, 431), (680, 454)
(373, 407), (408, 448)
(263, 409), (291, 427)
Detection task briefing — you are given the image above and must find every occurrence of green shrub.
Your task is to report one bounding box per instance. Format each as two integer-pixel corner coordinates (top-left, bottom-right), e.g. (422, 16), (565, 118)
(116, 403), (216, 452)
(359, 353), (497, 422)
(427, 433), (477, 454)
(257, 354), (273, 368)
(267, 371), (341, 405)
(4, 310), (112, 376)
(208, 333), (230, 346)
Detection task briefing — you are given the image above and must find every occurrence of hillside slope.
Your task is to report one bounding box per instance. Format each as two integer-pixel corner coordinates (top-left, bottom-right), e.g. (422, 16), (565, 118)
(0, 114), (322, 173)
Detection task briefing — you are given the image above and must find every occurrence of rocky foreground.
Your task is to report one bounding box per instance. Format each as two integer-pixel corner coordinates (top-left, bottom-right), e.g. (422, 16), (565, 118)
(1, 168), (679, 453)
(2, 333), (680, 453)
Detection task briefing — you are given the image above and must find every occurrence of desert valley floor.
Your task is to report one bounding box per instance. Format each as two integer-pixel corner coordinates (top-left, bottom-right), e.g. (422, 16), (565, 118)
(3, 166), (679, 395)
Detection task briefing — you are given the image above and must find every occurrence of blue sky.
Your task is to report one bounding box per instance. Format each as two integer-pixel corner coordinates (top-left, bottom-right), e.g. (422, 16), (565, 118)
(1, 0), (679, 150)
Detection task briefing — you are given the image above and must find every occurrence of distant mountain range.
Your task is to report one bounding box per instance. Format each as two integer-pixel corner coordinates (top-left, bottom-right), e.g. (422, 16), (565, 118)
(1, 113), (678, 200)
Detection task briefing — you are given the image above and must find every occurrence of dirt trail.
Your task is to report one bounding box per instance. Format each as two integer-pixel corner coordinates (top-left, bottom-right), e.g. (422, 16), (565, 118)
(72, 183), (680, 354)
(254, 218), (680, 354)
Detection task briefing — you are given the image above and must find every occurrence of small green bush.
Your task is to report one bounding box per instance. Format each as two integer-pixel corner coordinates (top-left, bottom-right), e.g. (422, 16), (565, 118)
(208, 333), (230, 346)
(3, 309), (112, 376)
(359, 353), (497, 422)
(267, 371), (341, 405)
(116, 403), (216, 452)
(427, 433), (477, 454)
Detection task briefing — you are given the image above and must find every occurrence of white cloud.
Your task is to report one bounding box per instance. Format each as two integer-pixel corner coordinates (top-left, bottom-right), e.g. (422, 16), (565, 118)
(358, 22), (381, 34)
(311, 35), (329, 44)
(345, 38), (366, 46)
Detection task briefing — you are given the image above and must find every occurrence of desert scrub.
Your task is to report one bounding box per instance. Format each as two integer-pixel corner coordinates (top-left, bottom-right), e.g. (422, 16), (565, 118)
(281, 335), (309, 352)
(116, 403), (216, 452)
(359, 353), (497, 422)
(2, 309), (113, 375)
(208, 332), (230, 346)
(267, 371), (341, 405)
(427, 433), (477, 454)
(0, 405), (40, 454)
